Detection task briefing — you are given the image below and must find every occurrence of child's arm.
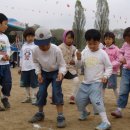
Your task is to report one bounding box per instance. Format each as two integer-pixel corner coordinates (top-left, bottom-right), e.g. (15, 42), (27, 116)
(32, 49), (42, 75)
(112, 47), (121, 69)
(56, 49), (67, 78)
(75, 50), (83, 68)
(119, 43), (126, 63)
(103, 51), (112, 79)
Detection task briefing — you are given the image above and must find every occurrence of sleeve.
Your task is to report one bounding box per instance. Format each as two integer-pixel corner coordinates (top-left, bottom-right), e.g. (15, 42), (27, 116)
(119, 43), (125, 61)
(56, 49), (67, 76)
(103, 51), (112, 78)
(112, 47), (121, 69)
(19, 49), (23, 68)
(32, 48), (42, 75)
(75, 49), (84, 68)
(6, 38), (11, 57)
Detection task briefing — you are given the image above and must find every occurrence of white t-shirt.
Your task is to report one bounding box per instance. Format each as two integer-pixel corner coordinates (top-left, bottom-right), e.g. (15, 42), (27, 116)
(33, 44), (67, 75)
(0, 33), (11, 65)
(77, 48), (112, 84)
(20, 42), (37, 71)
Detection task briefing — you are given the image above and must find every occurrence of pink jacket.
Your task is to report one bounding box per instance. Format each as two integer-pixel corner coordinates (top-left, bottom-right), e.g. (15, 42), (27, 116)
(103, 45), (121, 74)
(119, 42), (130, 69)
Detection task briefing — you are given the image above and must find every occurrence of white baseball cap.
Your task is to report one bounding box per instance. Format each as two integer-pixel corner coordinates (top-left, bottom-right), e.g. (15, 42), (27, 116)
(34, 27), (52, 45)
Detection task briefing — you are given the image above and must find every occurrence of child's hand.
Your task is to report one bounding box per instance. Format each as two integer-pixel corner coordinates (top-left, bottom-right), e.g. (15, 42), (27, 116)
(18, 69), (21, 75)
(56, 73), (63, 81)
(38, 74), (43, 84)
(76, 50), (81, 60)
(101, 77), (107, 83)
(69, 60), (75, 65)
(2, 55), (10, 61)
(120, 58), (126, 64)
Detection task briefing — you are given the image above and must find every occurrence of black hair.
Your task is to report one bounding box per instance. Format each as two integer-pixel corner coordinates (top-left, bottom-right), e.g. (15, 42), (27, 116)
(104, 32), (115, 44)
(0, 13), (8, 24)
(85, 29), (101, 41)
(66, 31), (74, 39)
(23, 27), (35, 40)
(123, 27), (130, 39)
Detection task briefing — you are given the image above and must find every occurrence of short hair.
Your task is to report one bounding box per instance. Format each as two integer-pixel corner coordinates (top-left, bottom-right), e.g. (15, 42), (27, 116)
(66, 31), (74, 39)
(104, 32), (115, 44)
(123, 27), (130, 39)
(23, 27), (35, 40)
(85, 29), (101, 41)
(0, 13), (8, 24)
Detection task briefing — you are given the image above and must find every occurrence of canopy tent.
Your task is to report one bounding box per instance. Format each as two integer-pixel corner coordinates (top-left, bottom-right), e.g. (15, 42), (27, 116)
(8, 18), (26, 31)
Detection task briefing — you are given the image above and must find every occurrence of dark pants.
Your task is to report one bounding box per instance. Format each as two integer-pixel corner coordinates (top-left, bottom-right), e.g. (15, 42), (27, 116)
(36, 70), (64, 107)
(0, 64), (12, 96)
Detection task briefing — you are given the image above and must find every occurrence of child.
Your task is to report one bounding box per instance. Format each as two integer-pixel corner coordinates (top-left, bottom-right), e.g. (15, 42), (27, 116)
(103, 32), (120, 101)
(111, 27), (130, 118)
(19, 27), (38, 105)
(59, 30), (80, 104)
(0, 13), (12, 110)
(75, 29), (112, 130)
(29, 27), (67, 128)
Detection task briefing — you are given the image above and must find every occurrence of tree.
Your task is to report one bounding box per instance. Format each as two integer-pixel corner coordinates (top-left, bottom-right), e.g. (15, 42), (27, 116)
(94, 0), (109, 42)
(72, 0), (86, 50)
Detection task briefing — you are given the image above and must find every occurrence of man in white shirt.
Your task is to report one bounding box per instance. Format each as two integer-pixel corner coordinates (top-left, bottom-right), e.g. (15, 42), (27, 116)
(75, 29), (112, 130)
(29, 27), (67, 128)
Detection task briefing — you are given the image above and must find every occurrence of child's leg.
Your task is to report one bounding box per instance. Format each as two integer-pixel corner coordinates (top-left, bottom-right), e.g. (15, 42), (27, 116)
(1, 65), (12, 109)
(72, 77), (80, 97)
(51, 71), (66, 128)
(75, 83), (90, 120)
(113, 88), (118, 101)
(29, 71), (51, 123)
(30, 69), (39, 104)
(69, 76), (80, 104)
(111, 69), (130, 118)
(89, 82), (110, 125)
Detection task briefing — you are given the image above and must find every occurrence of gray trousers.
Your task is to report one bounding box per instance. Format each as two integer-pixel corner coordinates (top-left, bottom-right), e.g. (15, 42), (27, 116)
(75, 82), (105, 113)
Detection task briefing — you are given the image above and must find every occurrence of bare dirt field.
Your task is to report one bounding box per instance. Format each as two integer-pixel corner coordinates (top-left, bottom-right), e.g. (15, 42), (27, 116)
(0, 68), (130, 130)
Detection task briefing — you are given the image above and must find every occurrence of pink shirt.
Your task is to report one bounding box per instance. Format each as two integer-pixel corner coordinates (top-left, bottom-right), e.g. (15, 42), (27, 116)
(103, 44), (121, 74)
(120, 42), (130, 69)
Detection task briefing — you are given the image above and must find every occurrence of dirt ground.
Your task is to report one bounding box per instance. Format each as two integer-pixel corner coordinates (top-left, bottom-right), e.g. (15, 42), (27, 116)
(0, 68), (130, 130)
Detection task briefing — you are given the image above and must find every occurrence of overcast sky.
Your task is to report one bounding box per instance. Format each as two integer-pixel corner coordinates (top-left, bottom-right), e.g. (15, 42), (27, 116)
(0, 0), (129, 30)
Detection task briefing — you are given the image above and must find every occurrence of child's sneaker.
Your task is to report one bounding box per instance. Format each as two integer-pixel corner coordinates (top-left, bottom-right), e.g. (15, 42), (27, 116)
(95, 122), (111, 130)
(28, 112), (44, 123)
(69, 96), (75, 104)
(1, 98), (10, 109)
(111, 109), (122, 118)
(31, 97), (37, 105)
(57, 115), (66, 128)
(78, 110), (90, 121)
(21, 97), (31, 103)
(0, 106), (5, 111)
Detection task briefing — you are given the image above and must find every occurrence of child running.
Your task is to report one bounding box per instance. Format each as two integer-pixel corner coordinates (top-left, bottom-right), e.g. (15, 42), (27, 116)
(111, 27), (130, 118)
(0, 13), (12, 110)
(59, 30), (80, 104)
(29, 27), (67, 128)
(75, 29), (112, 130)
(103, 32), (120, 101)
(19, 27), (38, 105)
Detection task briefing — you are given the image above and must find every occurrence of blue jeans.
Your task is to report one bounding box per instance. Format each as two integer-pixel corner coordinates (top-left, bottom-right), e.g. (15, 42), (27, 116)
(103, 74), (117, 89)
(117, 68), (130, 108)
(0, 65), (12, 96)
(36, 70), (64, 107)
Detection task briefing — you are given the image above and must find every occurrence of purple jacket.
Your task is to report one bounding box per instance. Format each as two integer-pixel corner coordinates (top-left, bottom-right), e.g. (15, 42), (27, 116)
(103, 44), (121, 74)
(120, 42), (130, 69)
